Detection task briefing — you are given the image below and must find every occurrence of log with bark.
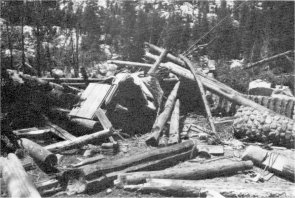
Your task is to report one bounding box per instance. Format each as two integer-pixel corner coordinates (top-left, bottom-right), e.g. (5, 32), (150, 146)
(70, 118), (102, 133)
(45, 129), (111, 153)
(119, 159), (253, 184)
(79, 140), (195, 181)
(242, 145), (295, 181)
(123, 178), (295, 197)
(146, 81), (180, 146)
(1, 154), (41, 198)
(18, 138), (57, 166)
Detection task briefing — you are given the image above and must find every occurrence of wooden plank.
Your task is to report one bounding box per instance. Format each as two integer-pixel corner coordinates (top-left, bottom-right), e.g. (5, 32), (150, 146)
(45, 120), (76, 141)
(69, 83), (112, 119)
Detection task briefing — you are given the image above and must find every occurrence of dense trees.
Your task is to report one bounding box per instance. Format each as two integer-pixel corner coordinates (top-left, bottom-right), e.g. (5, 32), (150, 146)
(1, 0), (294, 77)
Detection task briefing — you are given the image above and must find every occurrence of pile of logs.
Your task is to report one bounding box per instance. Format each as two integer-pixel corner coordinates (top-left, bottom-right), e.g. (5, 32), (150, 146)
(1, 42), (295, 198)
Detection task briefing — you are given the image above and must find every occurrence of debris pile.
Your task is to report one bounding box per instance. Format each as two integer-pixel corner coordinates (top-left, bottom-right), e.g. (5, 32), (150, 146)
(1, 43), (295, 198)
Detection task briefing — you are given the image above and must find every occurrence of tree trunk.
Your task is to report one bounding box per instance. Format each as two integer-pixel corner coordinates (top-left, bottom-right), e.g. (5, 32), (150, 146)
(36, 25), (41, 76)
(6, 22), (13, 68)
(1, 154), (41, 198)
(75, 27), (79, 77)
(80, 140), (195, 181)
(18, 138), (57, 166)
(123, 178), (294, 198)
(21, 10), (25, 71)
(242, 145), (295, 181)
(45, 129), (111, 153)
(120, 159), (253, 184)
(146, 81), (180, 146)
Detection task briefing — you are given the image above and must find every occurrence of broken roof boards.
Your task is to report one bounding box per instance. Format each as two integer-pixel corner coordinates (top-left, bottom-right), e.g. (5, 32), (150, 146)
(69, 83), (112, 119)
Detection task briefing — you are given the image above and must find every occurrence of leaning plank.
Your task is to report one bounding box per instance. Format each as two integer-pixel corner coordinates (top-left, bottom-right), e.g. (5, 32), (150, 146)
(147, 49), (168, 75)
(1, 154), (41, 198)
(242, 145), (295, 181)
(145, 81), (180, 146)
(45, 129), (111, 153)
(95, 108), (113, 130)
(168, 99), (181, 144)
(123, 178), (295, 198)
(79, 140), (195, 180)
(180, 55), (216, 134)
(18, 138), (57, 166)
(120, 159), (253, 184)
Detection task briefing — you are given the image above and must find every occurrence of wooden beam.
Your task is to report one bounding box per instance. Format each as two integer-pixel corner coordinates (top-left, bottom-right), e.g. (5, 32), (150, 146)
(107, 60), (153, 68)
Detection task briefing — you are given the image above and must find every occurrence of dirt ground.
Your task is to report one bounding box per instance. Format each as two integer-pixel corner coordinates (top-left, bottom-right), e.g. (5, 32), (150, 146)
(1, 113), (294, 198)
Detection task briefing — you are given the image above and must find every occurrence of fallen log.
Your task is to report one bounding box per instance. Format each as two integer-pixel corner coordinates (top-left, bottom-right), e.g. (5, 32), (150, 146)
(107, 60), (153, 68)
(244, 50), (294, 70)
(123, 178), (295, 198)
(144, 50), (276, 114)
(79, 140), (195, 181)
(242, 145), (295, 181)
(44, 119), (77, 141)
(18, 138), (57, 166)
(119, 159), (253, 184)
(70, 118), (102, 133)
(168, 99), (181, 144)
(146, 81), (180, 146)
(1, 154), (41, 198)
(45, 129), (111, 153)
(180, 55), (216, 134)
(13, 127), (52, 137)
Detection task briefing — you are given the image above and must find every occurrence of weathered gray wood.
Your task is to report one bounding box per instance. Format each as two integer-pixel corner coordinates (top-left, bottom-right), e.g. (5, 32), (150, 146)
(1, 154), (41, 198)
(18, 138), (57, 166)
(180, 55), (216, 134)
(95, 108), (113, 130)
(168, 99), (181, 144)
(120, 159), (253, 184)
(45, 119), (77, 141)
(242, 145), (295, 181)
(45, 129), (111, 153)
(123, 178), (295, 198)
(146, 81), (180, 146)
(70, 118), (101, 132)
(107, 60), (153, 68)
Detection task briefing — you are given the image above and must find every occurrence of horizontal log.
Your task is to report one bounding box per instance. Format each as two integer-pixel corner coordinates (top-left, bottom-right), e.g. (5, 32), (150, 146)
(79, 140), (195, 180)
(70, 118), (102, 133)
(1, 154), (41, 198)
(242, 145), (295, 181)
(120, 159), (253, 184)
(18, 138), (57, 166)
(107, 60), (153, 68)
(123, 178), (295, 197)
(45, 129), (111, 153)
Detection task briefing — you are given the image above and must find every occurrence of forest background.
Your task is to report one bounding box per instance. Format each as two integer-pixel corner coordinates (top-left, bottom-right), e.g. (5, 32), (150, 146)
(1, 0), (294, 93)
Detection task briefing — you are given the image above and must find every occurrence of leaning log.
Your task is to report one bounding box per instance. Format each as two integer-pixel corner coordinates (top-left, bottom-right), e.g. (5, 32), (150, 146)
(146, 81), (180, 146)
(1, 154), (41, 198)
(168, 99), (181, 144)
(144, 49), (275, 114)
(147, 49), (168, 75)
(119, 159), (253, 184)
(244, 50), (295, 70)
(123, 178), (295, 198)
(180, 55), (216, 134)
(79, 140), (195, 181)
(45, 129), (111, 153)
(242, 145), (295, 181)
(18, 138), (57, 166)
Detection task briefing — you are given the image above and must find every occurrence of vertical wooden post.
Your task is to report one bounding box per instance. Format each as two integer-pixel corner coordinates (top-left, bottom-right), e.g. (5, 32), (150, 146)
(179, 55), (217, 134)
(169, 99), (181, 144)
